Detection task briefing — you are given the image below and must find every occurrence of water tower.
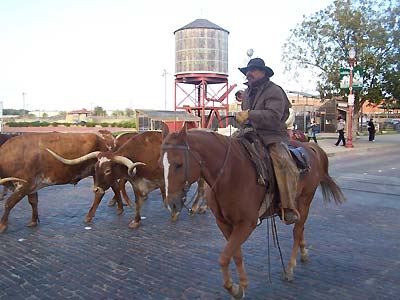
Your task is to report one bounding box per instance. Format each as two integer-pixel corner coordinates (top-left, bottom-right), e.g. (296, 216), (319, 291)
(174, 19), (236, 128)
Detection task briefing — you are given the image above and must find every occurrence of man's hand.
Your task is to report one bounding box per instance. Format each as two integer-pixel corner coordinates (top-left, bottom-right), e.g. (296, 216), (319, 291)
(235, 109), (249, 126)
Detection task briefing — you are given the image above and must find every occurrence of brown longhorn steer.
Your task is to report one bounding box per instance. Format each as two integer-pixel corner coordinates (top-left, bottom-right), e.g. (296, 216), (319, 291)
(48, 131), (207, 229)
(107, 132), (139, 207)
(0, 131), (137, 233)
(0, 133), (19, 200)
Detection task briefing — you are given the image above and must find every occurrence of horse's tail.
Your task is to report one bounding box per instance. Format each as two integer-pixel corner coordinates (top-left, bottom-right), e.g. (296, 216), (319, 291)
(308, 143), (346, 204)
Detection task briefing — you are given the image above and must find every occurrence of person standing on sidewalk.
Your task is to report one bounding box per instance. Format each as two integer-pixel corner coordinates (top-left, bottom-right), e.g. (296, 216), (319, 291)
(367, 117), (376, 142)
(335, 115), (346, 146)
(307, 118), (318, 143)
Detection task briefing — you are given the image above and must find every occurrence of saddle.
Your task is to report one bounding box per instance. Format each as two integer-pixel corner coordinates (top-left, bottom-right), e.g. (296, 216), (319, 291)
(233, 127), (275, 193)
(233, 127), (310, 220)
(288, 146), (310, 172)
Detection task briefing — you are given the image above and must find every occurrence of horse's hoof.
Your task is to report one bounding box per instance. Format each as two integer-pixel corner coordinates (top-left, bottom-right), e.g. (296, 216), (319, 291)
(26, 221), (38, 228)
(284, 270), (294, 282)
(84, 216), (92, 224)
(0, 223), (8, 233)
(301, 248), (309, 262)
(128, 220), (141, 229)
(107, 199), (117, 207)
(230, 283), (245, 300)
(116, 208), (124, 215)
(170, 213), (179, 222)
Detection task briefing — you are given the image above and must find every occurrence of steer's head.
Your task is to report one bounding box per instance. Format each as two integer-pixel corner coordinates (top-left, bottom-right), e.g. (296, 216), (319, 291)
(93, 152), (145, 194)
(46, 148), (144, 195)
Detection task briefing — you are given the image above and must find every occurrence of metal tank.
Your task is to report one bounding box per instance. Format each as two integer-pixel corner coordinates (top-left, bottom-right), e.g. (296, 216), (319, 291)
(174, 19), (229, 75)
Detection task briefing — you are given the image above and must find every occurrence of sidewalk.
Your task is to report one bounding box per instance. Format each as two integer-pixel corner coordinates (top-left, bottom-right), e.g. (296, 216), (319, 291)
(313, 132), (400, 157)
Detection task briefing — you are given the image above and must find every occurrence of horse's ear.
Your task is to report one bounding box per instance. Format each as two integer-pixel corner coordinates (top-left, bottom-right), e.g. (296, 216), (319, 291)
(161, 122), (169, 140)
(177, 122), (187, 141)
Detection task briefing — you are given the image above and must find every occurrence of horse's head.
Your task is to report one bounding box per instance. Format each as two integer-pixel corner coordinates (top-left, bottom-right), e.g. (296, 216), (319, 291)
(160, 123), (202, 221)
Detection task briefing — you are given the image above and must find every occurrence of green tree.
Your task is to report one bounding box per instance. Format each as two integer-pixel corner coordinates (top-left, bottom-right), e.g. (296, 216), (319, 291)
(93, 106), (107, 116)
(283, 0), (400, 112)
(42, 112), (48, 119)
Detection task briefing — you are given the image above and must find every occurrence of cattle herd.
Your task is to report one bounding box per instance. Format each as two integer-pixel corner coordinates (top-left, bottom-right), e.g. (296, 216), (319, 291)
(0, 130), (207, 233)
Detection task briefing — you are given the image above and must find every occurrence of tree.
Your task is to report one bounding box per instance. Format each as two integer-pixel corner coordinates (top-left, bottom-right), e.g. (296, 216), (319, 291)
(283, 0), (400, 113)
(42, 113), (48, 119)
(56, 111), (67, 120)
(93, 106), (107, 116)
(111, 110), (124, 117)
(125, 108), (134, 117)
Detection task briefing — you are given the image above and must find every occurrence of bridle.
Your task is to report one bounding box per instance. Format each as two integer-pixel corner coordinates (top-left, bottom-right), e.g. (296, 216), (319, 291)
(161, 143), (197, 201)
(161, 132), (233, 206)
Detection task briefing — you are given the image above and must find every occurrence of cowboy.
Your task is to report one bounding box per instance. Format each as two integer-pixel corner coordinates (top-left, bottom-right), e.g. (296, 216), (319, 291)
(235, 58), (300, 225)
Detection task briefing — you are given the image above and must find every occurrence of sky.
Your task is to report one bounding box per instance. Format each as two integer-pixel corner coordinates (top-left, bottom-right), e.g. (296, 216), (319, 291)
(0, 0), (333, 112)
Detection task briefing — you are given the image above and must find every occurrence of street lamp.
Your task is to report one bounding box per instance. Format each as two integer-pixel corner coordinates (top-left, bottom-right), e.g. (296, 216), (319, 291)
(246, 49), (254, 61)
(345, 47), (356, 148)
(162, 69), (168, 110)
(22, 92), (26, 122)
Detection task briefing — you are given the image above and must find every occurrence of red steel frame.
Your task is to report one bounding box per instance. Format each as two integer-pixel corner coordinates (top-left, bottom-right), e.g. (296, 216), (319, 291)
(174, 73), (236, 128)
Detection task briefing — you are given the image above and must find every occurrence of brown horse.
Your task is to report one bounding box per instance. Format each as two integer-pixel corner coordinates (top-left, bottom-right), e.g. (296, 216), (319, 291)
(161, 125), (345, 299)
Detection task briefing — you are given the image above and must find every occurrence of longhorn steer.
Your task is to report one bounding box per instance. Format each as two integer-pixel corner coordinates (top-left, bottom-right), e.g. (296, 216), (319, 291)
(0, 131), (128, 233)
(0, 133), (19, 200)
(48, 131), (207, 229)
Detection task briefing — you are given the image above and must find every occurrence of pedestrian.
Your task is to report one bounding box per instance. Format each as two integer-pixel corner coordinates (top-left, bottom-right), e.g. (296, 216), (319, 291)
(367, 117), (375, 142)
(307, 118), (318, 143)
(235, 57), (300, 225)
(335, 115), (346, 146)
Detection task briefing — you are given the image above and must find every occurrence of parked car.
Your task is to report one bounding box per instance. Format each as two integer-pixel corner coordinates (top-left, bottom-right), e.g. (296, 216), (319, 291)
(74, 120), (87, 126)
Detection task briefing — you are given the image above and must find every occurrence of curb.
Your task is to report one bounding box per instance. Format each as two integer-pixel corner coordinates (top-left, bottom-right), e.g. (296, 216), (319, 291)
(325, 144), (395, 157)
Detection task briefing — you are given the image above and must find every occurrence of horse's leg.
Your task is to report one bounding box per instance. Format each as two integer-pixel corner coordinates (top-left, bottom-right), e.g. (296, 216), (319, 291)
(26, 192), (39, 227)
(216, 220), (255, 299)
(128, 189), (143, 229)
(299, 201), (312, 263)
(0, 185), (28, 233)
(285, 197), (312, 281)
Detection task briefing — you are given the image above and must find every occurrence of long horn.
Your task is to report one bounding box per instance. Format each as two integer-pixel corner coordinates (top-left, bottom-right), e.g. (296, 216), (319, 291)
(111, 156), (146, 177)
(0, 177), (27, 185)
(46, 148), (101, 165)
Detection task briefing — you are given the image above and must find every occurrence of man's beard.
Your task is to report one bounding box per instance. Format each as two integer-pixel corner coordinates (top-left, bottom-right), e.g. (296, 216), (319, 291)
(246, 74), (254, 81)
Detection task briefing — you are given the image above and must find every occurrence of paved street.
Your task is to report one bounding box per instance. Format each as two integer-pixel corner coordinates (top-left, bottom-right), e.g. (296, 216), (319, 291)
(0, 134), (399, 300)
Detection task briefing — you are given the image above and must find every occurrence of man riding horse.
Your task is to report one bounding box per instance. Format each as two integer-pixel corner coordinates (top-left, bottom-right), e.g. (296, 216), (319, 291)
(235, 57), (300, 225)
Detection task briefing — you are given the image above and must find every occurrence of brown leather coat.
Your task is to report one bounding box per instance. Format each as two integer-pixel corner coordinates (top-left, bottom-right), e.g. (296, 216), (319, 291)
(241, 77), (291, 145)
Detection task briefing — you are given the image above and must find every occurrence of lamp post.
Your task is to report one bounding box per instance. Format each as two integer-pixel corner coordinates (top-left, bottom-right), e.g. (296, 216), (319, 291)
(345, 48), (356, 148)
(22, 92), (26, 122)
(162, 69), (168, 110)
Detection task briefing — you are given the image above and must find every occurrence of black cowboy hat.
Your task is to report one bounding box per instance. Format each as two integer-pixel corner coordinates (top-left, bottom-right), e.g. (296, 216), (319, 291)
(239, 58), (274, 77)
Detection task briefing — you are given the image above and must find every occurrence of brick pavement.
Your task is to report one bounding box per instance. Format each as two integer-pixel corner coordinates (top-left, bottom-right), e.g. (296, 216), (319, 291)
(0, 133), (399, 299)
(0, 174), (399, 300)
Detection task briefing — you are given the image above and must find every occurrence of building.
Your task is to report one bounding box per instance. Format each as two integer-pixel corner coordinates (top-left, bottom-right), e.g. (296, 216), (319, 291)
(66, 109), (91, 123)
